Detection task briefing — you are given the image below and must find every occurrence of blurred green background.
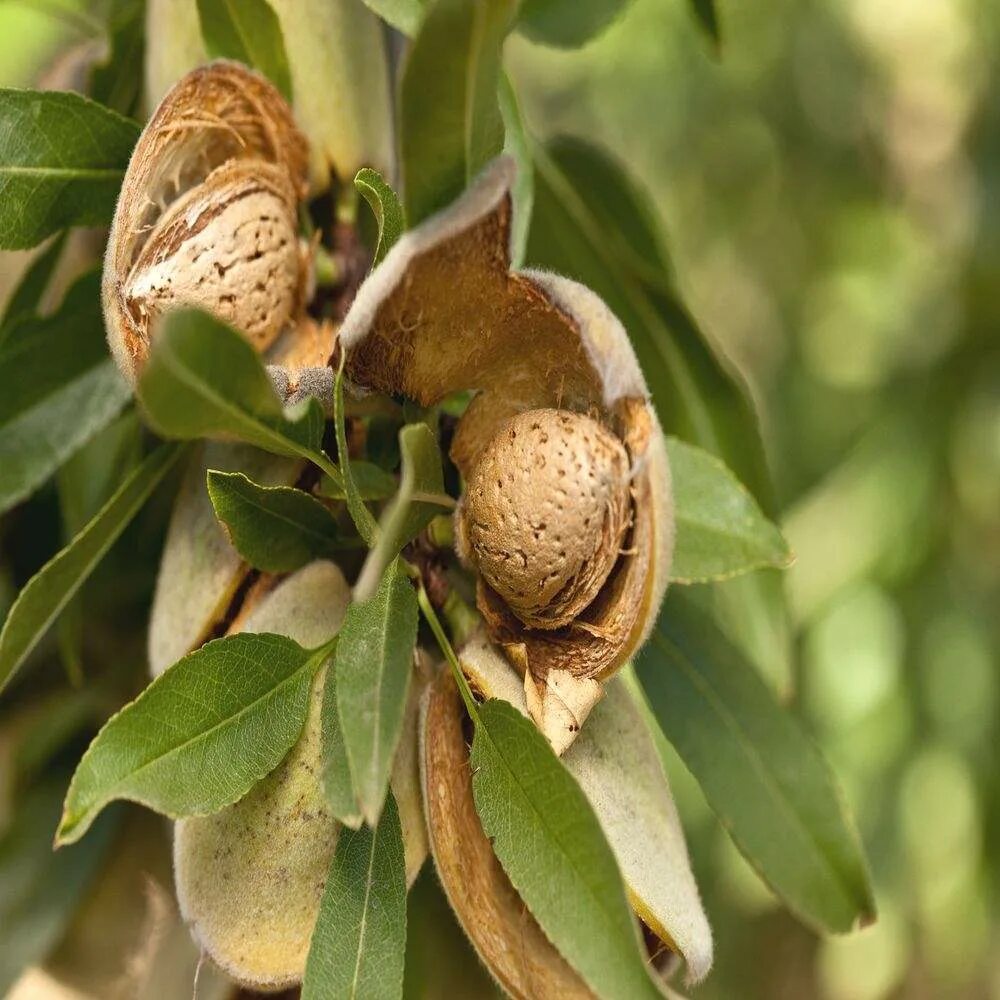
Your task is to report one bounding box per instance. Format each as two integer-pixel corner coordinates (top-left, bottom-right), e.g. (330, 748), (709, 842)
(0, 0), (997, 998)
(512, 2), (1000, 997)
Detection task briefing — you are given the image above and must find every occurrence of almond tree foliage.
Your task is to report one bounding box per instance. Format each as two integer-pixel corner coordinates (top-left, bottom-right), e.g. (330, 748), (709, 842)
(0, 1), (947, 998)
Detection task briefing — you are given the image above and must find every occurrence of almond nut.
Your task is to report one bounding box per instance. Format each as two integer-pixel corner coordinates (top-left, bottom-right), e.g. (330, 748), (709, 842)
(458, 408), (632, 631)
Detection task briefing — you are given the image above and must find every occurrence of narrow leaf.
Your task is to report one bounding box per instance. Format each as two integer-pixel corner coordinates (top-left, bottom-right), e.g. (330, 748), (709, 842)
(89, 0), (146, 116)
(399, 0), (516, 224)
(302, 791), (407, 1000)
(499, 74), (533, 269)
(318, 461), (397, 502)
(336, 560), (418, 825)
(517, 0), (633, 48)
(470, 699), (663, 999)
(0, 442), (185, 697)
(0, 231), (65, 331)
(320, 665), (363, 828)
(333, 357), (378, 545)
(196, 0), (293, 99)
(635, 592), (876, 932)
(57, 631), (337, 845)
(360, 0), (425, 35)
(0, 270), (132, 514)
(355, 167), (405, 265)
(353, 422), (451, 603)
(0, 89), (139, 249)
(137, 307), (325, 459)
(669, 437), (791, 582)
(0, 782), (119, 994)
(207, 470), (351, 573)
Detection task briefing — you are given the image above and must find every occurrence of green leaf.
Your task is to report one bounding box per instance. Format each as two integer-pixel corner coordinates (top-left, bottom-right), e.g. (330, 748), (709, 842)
(302, 791), (407, 1000)
(318, 461), (397, 501)
(89, 0), (146, 116)
(360, 0), (425, 35)
(527, 136), (792, 693)
(669, 437), (791, 582)
(320, 665), (363, 828)
(137, 307), (325, 459)
(0, 442), (185, 698)
(0, 89), (139, 249)
(0, 231), (65, 332)
(355, 167), (406, 266)
(333, 357), (378, 545)
(0, 270), (132, 514)
(55, 411), (143, 685)
(0, 782), (119, 995)
(335, 560), (417, 826)
(689, 0), (720, 47)
(517, 0), (633, 48)
(57, 631), (338, 846)
(353, 422), (452, 603)
(196, 0), (293, 99)
(399, 0), (516, 224)
(207, 470), (351, 573)
(635, 591), (876, 933)
(470, 699), (663, 999)
(499, 73), (533, 269)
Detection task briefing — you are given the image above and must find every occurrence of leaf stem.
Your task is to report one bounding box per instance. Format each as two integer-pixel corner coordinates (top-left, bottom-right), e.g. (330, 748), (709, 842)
(415, 582), (479, 723)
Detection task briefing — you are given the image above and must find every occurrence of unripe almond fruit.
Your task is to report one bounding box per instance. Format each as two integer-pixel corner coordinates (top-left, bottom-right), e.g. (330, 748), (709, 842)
(458, 408), (631, 631)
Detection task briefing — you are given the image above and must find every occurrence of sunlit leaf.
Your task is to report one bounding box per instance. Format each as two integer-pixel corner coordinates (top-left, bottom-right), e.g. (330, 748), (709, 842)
(470, 699), (664, 999)
(207, 470), (351, 572)
(57, 631), (337, 845)
(360, 0), (425, 35)
(635, 591), (876, 933)
(355, 167), (405, 266)
(0, 443), (185, 698)
(0, 89), (139, 249)
(0, 270), (131, 515)
(335, 559), (417, 826)
(399, 0), (516, 224)
(499, 73), (533, 269)
(669, 437), (791, 582)
(302, 791), (407, 1000)
(196, 0), (292, 98)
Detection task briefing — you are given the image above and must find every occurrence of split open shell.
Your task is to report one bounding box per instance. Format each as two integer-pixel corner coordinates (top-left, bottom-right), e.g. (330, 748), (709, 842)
(420, 635), (713, 992)
(102, 61), (333, 389)
(173, 561), (427, 990)
(340, 157), (675, 751)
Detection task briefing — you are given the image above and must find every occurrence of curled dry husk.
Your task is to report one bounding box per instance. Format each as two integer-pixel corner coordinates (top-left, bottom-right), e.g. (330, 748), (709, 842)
(173, 561), (427, 990)
(421, 635), (713, 995)
(340, 158), (675, 752)
(103, 60), (335, 395)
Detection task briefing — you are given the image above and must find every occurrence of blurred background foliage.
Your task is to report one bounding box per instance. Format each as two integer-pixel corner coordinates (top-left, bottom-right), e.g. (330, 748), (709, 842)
(510, 1), (1000, 997)
(0, 0), (996, 998)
